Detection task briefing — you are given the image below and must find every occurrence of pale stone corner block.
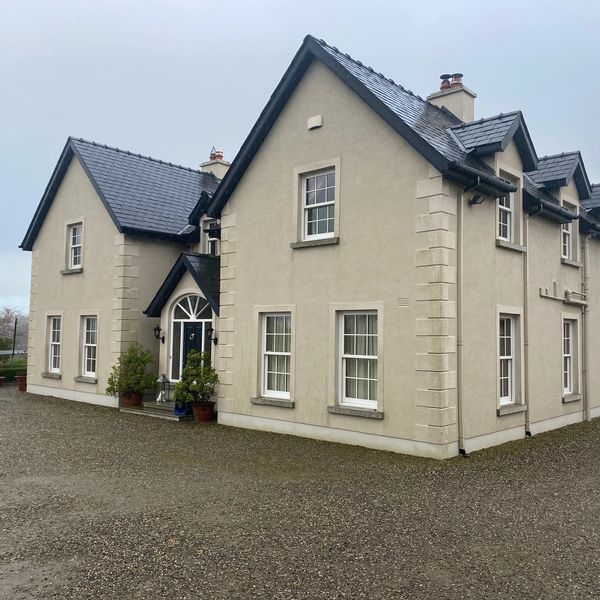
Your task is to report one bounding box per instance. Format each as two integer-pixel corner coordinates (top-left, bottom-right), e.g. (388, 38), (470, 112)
(220, 240), (236, 254)
(416, 212), (450, 234)
(416, 388), (455, 409)
(416, 353), (450, 372)
(221, 266), (236, 280)
(117, 243), (140, 257)
(219, 318), (234, 333)
(220, 293), (235, 306)
(416, 370), (457, 391)
(414, 423), (454, 445)
(415, 283), (451, 301)
(428, 336), (456, 354)
(220, 213), (236, 228)
(116, 288), (139, 300)
(415, 300), (456, 319)
(419, 230), (456, 250)
(416, 176), (444, 199)
(416, 265), (456, 284)
(219, 344), (234, 358)
(219, 305), (232, 319)
(115, 255), (134, 267)
(219, 371), (234, 385)
(416, 247), (451, 267)
(416, 405), (457, 427)
(117, 331), (138, 342)
(422, 194), (457, 216)
(415, 318), (453, 337)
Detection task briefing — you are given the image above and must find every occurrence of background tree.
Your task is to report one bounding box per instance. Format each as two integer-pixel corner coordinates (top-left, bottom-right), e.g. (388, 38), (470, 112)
(0, 306), (29, 353)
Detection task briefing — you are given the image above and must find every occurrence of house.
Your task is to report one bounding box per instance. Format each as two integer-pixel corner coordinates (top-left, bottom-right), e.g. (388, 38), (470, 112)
(21, 35), (600, 458)
(19, 138), (225, 406)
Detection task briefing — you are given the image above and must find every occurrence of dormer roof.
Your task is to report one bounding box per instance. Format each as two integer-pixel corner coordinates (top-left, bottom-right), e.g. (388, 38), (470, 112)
(526, 151), (591, 200)
(450, 111), (538, 171)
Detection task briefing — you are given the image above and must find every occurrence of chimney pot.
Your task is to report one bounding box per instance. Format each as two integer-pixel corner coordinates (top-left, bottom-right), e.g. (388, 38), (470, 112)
(214, 148), (224, 161)
(451, 72), (463, 88)
(209, 146), (216, 160)
(440, 73), (451, 91)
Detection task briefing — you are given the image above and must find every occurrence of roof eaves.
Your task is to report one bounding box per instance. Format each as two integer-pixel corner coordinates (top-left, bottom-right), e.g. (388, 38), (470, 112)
(19, 138), (74, 251)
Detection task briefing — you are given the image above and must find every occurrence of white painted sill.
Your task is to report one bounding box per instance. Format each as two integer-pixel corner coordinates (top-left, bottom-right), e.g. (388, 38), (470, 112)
(41, 372), (61, 380)
(74, 376), (97, 384)
(60, 267), (83, 275)
(562, 393), (582, 404)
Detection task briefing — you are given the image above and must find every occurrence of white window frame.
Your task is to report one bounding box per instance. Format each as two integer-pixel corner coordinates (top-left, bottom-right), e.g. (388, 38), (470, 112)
(261, 313), (292, 400)
(498, 314), (516, 406)
(48, 316), (61, 374)
(339, 311), (378, 409)
(561, 222), (572, 260)
(497, 194), (513, 242)
(68, 223), (83, 269)
(203, 219), (219, 256)
(81, 316), (97, 378)
(563, 319), (575, 395)
(302, 169), (336, 241)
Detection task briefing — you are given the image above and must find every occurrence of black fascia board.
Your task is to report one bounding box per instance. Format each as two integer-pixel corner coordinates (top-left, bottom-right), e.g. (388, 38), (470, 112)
(523, 193), (576, 224)
(20, 138), (76, 250)
(208, 36), (515, 216)
(207, 40), (316, 218)
(512, 116), (538, 172)
(69, 140), (124, 235)
(120, 226), (198, 243)
(572, 160), (592, 200)
(188, 190), (211, 225)
(447, 162), (516, 196)
(471, 142), (503, 156)
(145, 253), (220, 317)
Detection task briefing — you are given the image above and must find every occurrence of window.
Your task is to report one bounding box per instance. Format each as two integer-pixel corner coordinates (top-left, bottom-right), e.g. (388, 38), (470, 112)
(303, 170), (335, 240)
(340, 312), (378, 408)
(563, 319), (575, 394)
(498, 315), (516, 405)
(48, 316), (61, 373)
(262, 314), (291, 399)
(82, 316), (97, 377)
(561, 222), (572, 260)
(68, 223), (83, 269)
(203, 219), (219, 256)
(497, 194), (513, 242)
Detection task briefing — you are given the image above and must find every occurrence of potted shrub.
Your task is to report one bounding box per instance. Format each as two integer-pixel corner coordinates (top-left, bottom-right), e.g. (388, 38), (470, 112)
(173, 350), (218, 422)
(106, 342), (156, 407)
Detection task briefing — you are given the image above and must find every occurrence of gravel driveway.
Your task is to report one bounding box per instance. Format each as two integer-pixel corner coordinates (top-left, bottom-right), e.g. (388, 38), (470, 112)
(1, 387), (600, 599)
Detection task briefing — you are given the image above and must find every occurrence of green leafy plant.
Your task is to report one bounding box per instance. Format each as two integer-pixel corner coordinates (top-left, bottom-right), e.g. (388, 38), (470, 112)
(105, 342), (156, 397)
(174, 350), (218, 407)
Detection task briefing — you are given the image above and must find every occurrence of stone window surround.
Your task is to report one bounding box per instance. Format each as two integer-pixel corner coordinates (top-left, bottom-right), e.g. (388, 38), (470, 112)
(329, 301), (384, 414)
(292, 157), (341, 247)
(78, 310), (99, 380)
(495, 170), (522, 247)
(65, 218), (85, 272)
(561, 311), (582, 399)
(496, 304), (524, 412)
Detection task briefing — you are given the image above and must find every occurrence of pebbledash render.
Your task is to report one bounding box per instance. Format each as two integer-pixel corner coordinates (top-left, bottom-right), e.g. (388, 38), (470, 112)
(21, 35), (600, 458)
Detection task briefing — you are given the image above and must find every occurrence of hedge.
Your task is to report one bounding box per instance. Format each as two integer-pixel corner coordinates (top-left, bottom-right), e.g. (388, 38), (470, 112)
(0, 360), (27, 382)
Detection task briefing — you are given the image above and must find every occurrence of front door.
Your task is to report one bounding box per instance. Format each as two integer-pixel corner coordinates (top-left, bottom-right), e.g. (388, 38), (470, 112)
(183, 322), (205, 371)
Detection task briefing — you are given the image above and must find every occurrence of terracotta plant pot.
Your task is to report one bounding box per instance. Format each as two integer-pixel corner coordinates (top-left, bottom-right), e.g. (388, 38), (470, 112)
(121, 392), (143, 407)
(15, 375), (27, 392)
(192, 402), (215, 422)
(0, 376), (5, 387)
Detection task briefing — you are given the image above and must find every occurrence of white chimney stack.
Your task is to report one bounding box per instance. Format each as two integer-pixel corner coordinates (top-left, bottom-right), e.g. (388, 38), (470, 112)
(200, 146), (230, 179)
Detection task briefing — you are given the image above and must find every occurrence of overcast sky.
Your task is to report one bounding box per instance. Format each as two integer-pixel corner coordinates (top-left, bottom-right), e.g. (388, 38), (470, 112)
(2, 0), (599, 311)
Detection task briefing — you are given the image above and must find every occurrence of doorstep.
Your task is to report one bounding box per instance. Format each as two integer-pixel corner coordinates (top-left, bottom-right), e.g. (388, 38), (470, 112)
(119, 401), (193, 422)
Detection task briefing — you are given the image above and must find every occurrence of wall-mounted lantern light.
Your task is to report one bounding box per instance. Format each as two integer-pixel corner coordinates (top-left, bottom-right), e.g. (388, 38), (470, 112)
(206, 324), (218, 346)
(153, 324), (165, 344)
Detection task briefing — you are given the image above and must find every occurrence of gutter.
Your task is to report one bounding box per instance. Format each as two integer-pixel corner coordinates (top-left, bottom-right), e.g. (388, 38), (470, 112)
(447, 161), (516, 197)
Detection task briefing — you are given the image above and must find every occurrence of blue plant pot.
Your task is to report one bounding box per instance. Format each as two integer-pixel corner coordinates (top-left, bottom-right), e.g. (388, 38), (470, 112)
(173, 403), (191, 416)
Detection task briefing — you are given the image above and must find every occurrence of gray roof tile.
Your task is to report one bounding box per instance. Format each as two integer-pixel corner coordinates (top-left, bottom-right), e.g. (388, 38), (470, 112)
(527, 152), (580, 187)
(71, 138), (220, 236)
(582, 184), (600, 210)
(451, 112), (520, 151)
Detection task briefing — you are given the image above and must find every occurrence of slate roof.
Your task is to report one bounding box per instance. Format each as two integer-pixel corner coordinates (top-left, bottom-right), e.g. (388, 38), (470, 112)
(145, 253), (221, 317)
(452, 112), (520, 151)
(522, 173), (577, 223)
(20, 137), (220, 250)
(208, 35), (515, 216)
(527, 152), (581, 187)
(582, 184), (600, 211)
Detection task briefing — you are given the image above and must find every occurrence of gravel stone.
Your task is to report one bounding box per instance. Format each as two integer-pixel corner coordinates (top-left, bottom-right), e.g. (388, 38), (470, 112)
(1, 386), (600, 599)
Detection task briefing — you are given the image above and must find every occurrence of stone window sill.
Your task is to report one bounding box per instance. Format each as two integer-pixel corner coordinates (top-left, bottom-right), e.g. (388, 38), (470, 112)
(61, 267), (83, 275)
(561, 258), (581, 269)
(496, 239), (526, 253)
(41, 372), (61, 380)
(251, 397), (294, 409)
(290, 237), (339, 250)
(497, 403), (527, 417)
(328, 405), (384, 420)
(74, 376), (97, 384)
(562, 393), (582, 404)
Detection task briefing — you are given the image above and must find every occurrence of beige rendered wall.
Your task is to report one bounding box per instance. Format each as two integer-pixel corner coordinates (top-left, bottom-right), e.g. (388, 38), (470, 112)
(27, 156), (184, 406)
(215, 60), (459, 458)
